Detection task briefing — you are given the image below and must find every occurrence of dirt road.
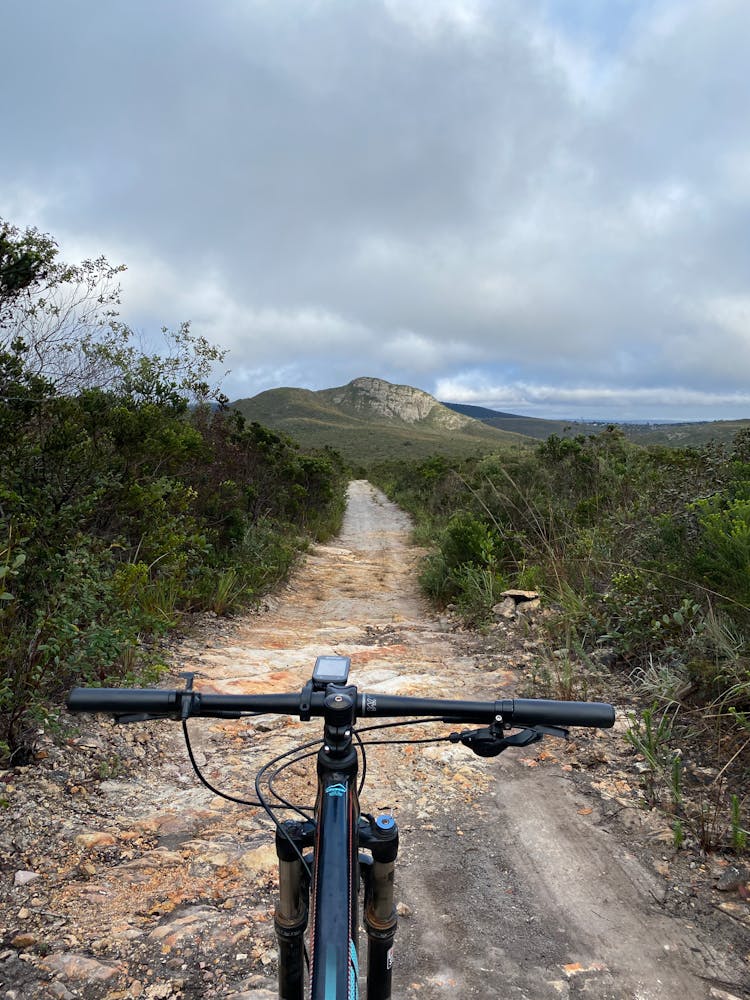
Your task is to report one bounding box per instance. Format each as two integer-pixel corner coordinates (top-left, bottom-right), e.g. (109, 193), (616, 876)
(3, 481), (747, 999)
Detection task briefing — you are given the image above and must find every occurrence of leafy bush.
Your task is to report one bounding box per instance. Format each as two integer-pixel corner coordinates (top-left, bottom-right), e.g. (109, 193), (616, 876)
(441, 511), (496, 570)
(415, 511), (503, 620)
(0, 219), (347, 763)
(692, 494), (750, 607)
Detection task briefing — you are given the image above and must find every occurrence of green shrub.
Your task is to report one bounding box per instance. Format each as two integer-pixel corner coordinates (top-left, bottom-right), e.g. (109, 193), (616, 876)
(454, 564), (507, 624)
(441, 511), (496, 570)
(692, 495), (750, 607)
(0, 217), (348, 763)
(419, 551), (452, 601)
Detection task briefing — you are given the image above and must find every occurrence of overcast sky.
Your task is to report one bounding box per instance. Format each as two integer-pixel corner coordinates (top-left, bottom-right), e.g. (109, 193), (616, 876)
(3, 0), (750, 420)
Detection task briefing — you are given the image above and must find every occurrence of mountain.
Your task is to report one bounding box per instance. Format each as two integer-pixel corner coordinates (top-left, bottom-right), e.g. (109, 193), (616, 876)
(316, 377), (476, 431)
(231, 377), (531, 465)
(231, 378), (750, 462)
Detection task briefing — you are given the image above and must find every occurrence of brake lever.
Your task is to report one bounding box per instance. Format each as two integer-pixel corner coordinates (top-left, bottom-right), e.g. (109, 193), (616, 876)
(179, 672), (195, 720)
(113, 673), (199, 723)
(532, 724), (570, 740)
(450, 723), (570, 758)
(113, 673), (245, 724)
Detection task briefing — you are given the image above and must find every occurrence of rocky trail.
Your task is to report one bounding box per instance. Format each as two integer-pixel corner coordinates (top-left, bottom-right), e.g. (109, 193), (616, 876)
(1, 481), (748, 999)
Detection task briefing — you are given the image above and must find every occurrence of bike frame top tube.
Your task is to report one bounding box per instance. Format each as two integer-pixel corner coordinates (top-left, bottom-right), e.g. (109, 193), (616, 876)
(306, 688), (362, 999)
(309, 766), (360, 999)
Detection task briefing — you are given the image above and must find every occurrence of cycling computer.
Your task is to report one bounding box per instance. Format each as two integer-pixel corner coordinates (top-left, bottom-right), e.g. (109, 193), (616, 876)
(312, 655), (351, 689)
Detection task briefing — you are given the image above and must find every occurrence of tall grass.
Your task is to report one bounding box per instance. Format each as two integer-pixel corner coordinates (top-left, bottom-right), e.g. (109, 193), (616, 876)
(371, 429), (750, 723)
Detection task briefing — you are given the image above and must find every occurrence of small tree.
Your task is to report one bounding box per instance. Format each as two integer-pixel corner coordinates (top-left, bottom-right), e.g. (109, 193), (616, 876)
(0, 217), (227, 405)
(1, 217), (127, 393)
(0, 220), (60, 318)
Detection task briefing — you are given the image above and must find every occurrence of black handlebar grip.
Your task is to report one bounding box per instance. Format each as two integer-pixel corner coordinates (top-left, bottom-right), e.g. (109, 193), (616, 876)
(67, 688), (179, 715)
(506, 698), (615, 729)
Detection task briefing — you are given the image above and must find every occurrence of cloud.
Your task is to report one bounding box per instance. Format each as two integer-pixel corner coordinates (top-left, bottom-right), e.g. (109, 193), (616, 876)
(383, 0), (488, 40)
(1, 0), (750, 418)
(435, 374), (750, 421)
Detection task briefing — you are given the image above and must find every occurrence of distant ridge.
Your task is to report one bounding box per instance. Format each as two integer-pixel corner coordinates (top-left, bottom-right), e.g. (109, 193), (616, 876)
(442, 401), (750, 447)
(441, 401), (586, 440)
(317, 377), (474, 430)
(231, 377), (531, 465)
(440, 402), (523, 420)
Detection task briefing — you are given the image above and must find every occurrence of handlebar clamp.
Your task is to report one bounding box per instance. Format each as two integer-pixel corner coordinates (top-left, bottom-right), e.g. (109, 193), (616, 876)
(179, 673), (196, 721)
(299, 681), (313, 722)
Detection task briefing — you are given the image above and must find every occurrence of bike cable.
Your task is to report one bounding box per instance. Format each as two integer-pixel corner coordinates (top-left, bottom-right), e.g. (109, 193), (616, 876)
(182, 719), (266, 808)
(266, 747), (318, 818)
(183, 715), (456, 883)
(354, 717), (445, 735)
(353, 717), (454, 749)
(255, 740), (324, 880)
(357, 736), (452, 747)
(353, 727), (367, 794)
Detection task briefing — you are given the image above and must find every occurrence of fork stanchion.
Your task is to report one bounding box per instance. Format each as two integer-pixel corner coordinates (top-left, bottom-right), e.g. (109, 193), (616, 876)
(274, 821), (312, 1000)
(364, 814), (399, 1000)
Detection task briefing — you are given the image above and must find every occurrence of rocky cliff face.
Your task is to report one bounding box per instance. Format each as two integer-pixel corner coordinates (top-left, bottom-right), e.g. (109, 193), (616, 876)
(323, 377), (474, 430)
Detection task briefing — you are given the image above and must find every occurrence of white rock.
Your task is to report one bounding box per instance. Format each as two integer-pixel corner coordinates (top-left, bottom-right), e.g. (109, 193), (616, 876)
(14, 870), (40, 886)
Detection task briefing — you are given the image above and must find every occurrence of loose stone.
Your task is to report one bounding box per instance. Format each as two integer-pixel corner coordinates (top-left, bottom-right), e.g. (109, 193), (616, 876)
(13, 870), (40, 886)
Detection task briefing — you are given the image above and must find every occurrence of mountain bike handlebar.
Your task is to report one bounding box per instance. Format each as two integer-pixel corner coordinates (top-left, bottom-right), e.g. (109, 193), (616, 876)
(66, 684), (615, 729)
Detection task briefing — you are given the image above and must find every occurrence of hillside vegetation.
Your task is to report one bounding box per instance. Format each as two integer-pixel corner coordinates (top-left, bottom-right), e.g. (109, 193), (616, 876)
(623, 419), (750, 447)
(232, 378), (530, 466)
(371, 433), (750, 852)
(0, 220), (347, 764)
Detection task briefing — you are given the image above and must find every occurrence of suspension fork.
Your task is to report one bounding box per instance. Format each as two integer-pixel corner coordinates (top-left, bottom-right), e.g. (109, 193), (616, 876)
(274, 819), (314, 1000)
(360, 815), (399, 1000)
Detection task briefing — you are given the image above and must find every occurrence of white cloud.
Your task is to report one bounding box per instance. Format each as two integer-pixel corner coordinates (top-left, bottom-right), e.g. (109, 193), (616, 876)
(707, 295), (750, 339)
(0, 186), (56, 228)
(383, 0), (488, 41)
(381, 329), (483, 371)
(435, 374), (750, 419)
(2, 0), (750, 418)
(628, 181), (701, 233)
